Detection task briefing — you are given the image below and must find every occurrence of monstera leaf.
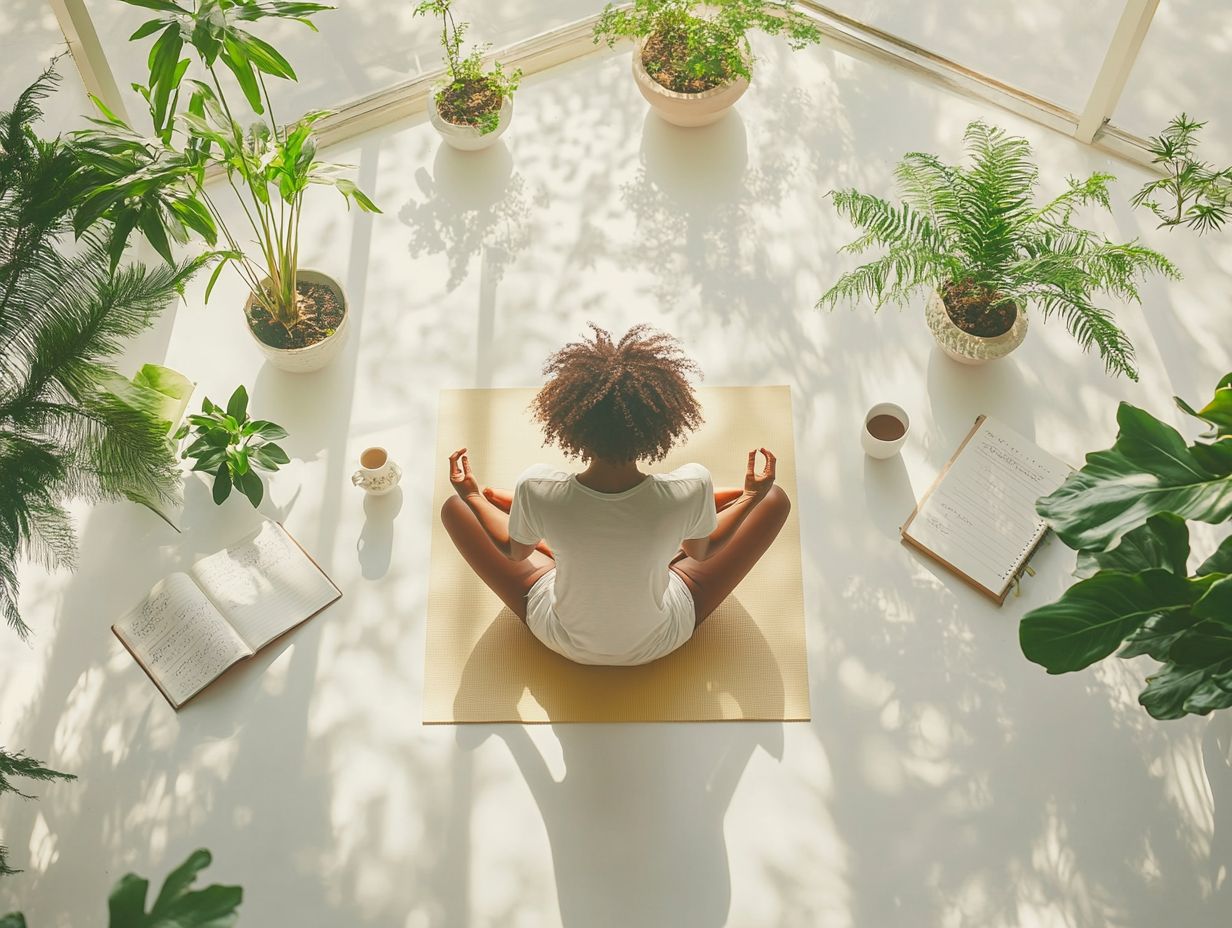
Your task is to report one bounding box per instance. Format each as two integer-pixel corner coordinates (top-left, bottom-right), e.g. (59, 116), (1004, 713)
(1037, 400), (1232, 553)
(108, 849), (241, 928)
(1022, 372), (1232, 720)
(3, 848), (239, 928)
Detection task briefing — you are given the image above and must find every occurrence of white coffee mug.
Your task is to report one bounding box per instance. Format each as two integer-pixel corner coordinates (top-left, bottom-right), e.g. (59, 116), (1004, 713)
(352, 446), (402, 496)
(861, 403), (910, 459)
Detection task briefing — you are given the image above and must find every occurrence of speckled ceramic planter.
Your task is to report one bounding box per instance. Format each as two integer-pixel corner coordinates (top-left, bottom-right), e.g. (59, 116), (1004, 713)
(429, 93), (511, 151)
(631, 39), (750, 127)
(925, 289), (1028, 365)
(245, 268), (349, 374)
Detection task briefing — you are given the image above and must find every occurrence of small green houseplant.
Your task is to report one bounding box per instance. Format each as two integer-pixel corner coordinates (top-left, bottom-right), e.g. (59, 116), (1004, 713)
(593, 0), (821, 127)
(2, 847), (241, 926)
(178, 386), (289, 508)
(1, 67), (197, 640)
(73, 0), (380, 372)
(1020, 371), (1232, 719)
(818, 120), (1178, 380)
(1132, 113), (1231, 234)
(414, 0), (521, 149)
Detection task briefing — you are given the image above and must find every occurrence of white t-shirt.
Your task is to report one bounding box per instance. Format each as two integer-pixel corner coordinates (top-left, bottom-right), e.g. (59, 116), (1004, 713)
(508, 462), (719, 659)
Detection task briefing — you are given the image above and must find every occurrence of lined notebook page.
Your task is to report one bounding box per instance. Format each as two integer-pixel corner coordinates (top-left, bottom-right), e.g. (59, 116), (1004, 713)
(904, 417), (1070, 597)
(114, 573), (251, 707)
(190, 522), (340, 651)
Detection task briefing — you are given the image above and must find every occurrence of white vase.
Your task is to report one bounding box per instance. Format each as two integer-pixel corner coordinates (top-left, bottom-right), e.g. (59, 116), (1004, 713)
(925, 289), (1028, 365)
(352, 446), (402, 496)
(429, 93), (512, 151)
(245, 268), (349, 374)
(631, 38), (750, 128)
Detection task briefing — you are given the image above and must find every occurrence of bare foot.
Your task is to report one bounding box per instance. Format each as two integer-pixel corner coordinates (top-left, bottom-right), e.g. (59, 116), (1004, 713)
(483, 486), (514, 513)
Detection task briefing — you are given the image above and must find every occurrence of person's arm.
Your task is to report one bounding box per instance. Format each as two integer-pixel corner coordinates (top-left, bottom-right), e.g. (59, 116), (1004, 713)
(680, 448), (776, 562)
(448, 448), (538, 561)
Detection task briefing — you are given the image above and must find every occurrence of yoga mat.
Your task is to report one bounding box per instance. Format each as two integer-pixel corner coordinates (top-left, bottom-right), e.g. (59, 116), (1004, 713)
(423, 385), (810, 723)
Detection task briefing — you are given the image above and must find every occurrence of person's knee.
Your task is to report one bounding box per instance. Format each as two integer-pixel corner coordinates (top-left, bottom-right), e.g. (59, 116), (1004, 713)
(440, 494), (469, 528)
(766, 485), (791, 516)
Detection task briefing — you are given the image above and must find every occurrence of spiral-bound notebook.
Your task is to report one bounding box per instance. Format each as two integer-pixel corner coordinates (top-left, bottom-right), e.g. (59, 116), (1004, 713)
(900, 415), (1071, 604)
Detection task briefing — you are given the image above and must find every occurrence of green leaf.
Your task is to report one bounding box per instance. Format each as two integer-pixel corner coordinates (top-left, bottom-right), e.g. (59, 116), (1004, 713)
(253, 442), (289, 469)
(1140, 659), (1232, 720)
(247, 419), (287, 440)
(108, 874), (150, 925)
(240, 33), (298, 80)
(107, 848), (242, 928)
(1074, 512), (1190, 579)
(1019, 569), (1199, 673)
(130, 364), (195, 432)
(0, 914), (28, 928)
(225, 385), (248, 422)
(1198, 534), (1232, 575)
(1038, 402), (1232, 552)
(138, 207), (176, 266)
(1175, 373), (1232, 437)
(212, 464), (233, 504)
(1118, 609), (1200, 661)
(221, 35), (264, 113)
(129, 18), (168, 41)
(117, 0), (187, 11)
(237, 470), (264, 508)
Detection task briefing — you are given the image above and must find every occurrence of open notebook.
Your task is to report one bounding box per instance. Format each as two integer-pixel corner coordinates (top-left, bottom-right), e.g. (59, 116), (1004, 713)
(901, 415), (1071, 604)
(113, 521), (341, 709)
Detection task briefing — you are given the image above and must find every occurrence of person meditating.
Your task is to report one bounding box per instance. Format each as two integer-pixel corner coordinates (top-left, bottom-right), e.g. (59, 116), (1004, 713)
(440, 324), (791, 666)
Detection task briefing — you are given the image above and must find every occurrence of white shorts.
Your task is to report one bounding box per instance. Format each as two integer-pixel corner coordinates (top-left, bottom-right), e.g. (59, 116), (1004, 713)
(525, 568), (696, 666)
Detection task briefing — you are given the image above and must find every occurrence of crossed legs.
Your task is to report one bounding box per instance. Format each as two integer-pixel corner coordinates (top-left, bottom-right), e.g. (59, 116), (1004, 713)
(444, 485), (790, 629)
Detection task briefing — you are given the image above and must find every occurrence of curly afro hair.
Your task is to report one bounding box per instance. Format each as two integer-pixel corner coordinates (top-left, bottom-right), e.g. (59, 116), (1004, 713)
(531, 324), (704, 463)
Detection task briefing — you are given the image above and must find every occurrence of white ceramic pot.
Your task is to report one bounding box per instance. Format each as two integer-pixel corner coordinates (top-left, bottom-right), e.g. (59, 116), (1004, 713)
(245, 268), (349, 374)
(631, 39), (750, 128)
(429, 92), (512, 151)
(351, 446), (402, 496)
(925, 289), (1028, 365)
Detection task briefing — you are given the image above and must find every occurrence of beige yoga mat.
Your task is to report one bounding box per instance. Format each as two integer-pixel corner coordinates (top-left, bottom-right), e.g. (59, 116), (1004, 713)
(423, 385), (809, 723)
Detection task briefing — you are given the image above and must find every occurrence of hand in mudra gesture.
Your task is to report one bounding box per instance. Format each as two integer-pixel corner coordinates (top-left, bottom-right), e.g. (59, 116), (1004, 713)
(448, 447), (481, 499)
(744, 447), (777, 499)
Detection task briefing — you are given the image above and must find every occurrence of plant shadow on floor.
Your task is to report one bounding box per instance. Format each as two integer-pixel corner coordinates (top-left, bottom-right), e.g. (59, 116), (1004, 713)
(451, 598), (786, 928)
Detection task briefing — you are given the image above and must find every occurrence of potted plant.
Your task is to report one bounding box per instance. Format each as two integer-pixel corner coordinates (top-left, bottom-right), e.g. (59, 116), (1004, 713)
(1020, 372), (1232, 719)
(72, 0), (380, 374)
(414, 0), (522, 151)
(817, 120), (1178, 380)
(593, 0), (821, 128)
(1132, 112), (1231, 234)
(1, 67), (198, 640)
(178, 386), (290, 508)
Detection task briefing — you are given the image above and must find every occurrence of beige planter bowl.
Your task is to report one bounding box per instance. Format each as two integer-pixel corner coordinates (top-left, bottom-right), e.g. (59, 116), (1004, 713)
(631, 39), (750, 128)
(925, 289), (1028, 364)
(429, 93), (512, 151)
(245, 268), (349, 374)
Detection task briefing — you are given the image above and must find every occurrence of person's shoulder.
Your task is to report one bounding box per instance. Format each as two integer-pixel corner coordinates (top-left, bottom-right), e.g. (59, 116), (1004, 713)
(654, 462), (712, 486)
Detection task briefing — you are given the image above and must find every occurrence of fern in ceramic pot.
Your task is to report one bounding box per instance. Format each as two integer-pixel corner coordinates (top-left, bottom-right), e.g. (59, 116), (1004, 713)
(818, 120), (1179, 380)
(593, 0), (821, 128)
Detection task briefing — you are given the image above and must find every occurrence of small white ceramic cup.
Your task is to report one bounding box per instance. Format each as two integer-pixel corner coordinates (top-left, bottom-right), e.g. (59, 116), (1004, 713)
(352, 446), (402, 496)
(861, 403), (910, 459)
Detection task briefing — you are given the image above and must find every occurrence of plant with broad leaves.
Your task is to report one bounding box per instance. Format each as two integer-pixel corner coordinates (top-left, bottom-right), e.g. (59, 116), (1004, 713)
(1132, 113), (1232, 234)
(176, 385), (289, 507)
(71, 0), (380, 340)
(593, 0), (820, 93)
(817, 120), (1180, 380)
(1020, 372), (1232, 719)
(413, 0), (521, 135)
(2, 847), (241, 927)
(0, 749), (75, 877)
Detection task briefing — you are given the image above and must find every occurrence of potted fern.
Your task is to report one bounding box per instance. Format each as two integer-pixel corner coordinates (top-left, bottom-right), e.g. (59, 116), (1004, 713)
(414, 0), (522, 151)
(73, 0), (380, 373)
(593, 0), (821, 128)
(818, 121), (1178, 380)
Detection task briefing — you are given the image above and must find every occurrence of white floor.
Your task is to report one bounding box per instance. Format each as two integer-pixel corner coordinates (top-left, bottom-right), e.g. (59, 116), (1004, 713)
(2, 34), (1230, 928)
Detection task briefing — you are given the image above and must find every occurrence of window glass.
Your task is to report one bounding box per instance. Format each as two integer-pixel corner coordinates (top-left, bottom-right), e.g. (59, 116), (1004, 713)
(826, 0), (1124, 113)
(1, 0), (90, 130)
(1113, 0), (1232, 164)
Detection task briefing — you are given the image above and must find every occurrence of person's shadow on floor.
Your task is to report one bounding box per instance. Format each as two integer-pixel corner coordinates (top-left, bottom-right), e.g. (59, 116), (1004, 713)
(455, 599), (786, 927)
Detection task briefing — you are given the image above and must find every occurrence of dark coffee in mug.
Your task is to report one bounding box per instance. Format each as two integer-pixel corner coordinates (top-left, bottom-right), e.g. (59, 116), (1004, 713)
(867, 414), (906, 442)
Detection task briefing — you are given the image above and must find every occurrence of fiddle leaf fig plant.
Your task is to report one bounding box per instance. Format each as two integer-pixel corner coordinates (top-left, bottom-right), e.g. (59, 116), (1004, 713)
(818, 120), (1179, 380)
(593, 0), (821, 93)
(177, 386), (289, 508)
(414, 0), (521, 135)
(71, 0), (380, 348)
(3, 847), (242, 927)
(1020, 372), (1232, 719)
(1132, 113), (1232, 234)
